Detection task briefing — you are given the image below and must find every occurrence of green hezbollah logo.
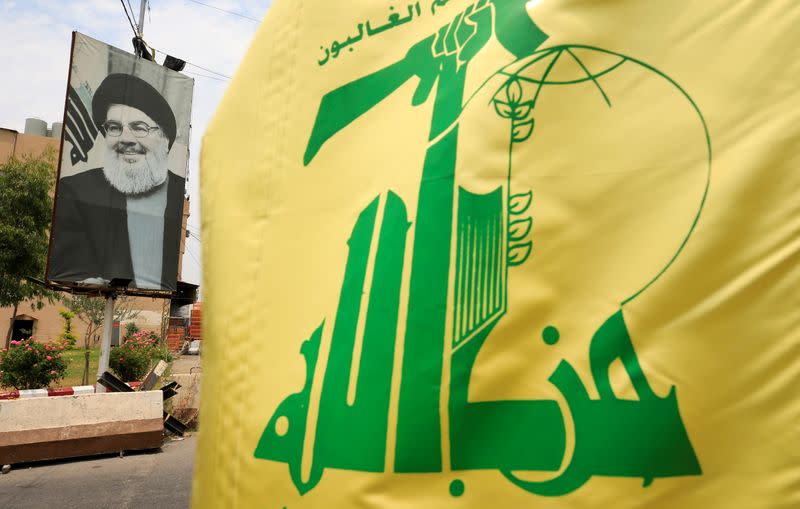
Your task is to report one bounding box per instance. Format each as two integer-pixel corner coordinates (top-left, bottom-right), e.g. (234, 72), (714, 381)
(255, 0), (709, 497)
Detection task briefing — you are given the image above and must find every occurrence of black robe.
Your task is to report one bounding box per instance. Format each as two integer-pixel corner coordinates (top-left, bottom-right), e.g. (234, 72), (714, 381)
(48, 168), (185, 292)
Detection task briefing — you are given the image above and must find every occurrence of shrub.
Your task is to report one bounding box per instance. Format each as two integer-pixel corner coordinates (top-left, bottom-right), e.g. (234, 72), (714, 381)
(123, 322), (140, 340)
(109, 345), (151, 382)
(151, 343), (174, 364)
(109, 330), (166, 382)
(0, 337), (68, 389)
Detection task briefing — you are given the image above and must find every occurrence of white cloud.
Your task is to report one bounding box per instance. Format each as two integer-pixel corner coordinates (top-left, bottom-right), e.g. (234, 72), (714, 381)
(0, 0), (271, 288)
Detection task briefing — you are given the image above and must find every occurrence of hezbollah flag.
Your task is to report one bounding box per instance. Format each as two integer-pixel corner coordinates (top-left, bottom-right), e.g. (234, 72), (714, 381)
(194, 1), (799, 507)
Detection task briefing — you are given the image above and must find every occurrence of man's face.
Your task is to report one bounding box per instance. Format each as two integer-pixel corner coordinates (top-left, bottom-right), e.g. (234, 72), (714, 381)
(103, 104), (167, 162)
(101, 104), (170, 195)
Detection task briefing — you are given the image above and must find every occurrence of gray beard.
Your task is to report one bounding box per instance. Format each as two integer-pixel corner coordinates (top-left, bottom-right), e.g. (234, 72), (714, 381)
(102, 145), (169, 195)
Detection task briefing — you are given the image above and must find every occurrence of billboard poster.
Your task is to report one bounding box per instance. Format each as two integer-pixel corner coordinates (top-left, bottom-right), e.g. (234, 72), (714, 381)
(47, 31), (194, 293)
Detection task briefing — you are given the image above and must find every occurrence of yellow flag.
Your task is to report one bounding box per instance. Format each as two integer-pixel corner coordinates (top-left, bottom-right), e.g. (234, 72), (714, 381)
(195, 1), (800, 507)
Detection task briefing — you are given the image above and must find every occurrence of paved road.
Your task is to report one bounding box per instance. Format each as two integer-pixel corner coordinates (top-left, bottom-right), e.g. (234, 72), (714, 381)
(171, 354), (202, 375)
(0, 434), (196, 509)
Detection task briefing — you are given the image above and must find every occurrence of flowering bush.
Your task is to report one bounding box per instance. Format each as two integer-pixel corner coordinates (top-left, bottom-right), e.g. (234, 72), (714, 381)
(0, 337), (68, 389)
(109, 330), (161, 382)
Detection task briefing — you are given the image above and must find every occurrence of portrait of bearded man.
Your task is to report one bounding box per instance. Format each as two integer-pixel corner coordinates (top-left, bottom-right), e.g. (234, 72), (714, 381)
(49, 73), (186, 291)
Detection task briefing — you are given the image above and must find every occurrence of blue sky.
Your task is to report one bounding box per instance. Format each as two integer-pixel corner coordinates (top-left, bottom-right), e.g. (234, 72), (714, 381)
(0, 0), (272, 287)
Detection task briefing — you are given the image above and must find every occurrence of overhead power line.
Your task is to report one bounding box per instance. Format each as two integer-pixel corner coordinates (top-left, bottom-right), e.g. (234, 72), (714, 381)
(185, 62), (231, 80)
(151, 48), (232, 80)
(184, 70), (230, 83)
(126, 0), (137, 27)
(117, 3), (233, 82)
(185, 0), (260, 23)
(184, 244), (202, 268)
(119, 0), (138, 36)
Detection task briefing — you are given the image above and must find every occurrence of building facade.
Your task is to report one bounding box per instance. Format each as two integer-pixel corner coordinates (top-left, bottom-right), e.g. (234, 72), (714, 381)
(0, 123), (192, 343)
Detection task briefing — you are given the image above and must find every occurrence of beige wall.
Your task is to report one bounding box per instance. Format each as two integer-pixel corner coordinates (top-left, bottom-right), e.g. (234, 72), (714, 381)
(0, 128), (59, 163)
(0, 296), (168, 344)
(0, 127), (190, 343)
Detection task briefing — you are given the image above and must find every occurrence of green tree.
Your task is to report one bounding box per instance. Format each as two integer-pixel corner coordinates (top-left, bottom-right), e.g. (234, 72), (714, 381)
(58, 309), (77, 348)
(0, 150), (57, 348)
(64, 295), (140, 384)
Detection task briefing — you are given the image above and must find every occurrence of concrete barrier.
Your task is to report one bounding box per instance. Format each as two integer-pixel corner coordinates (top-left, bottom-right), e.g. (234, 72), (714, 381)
(0, 391), (163, 464)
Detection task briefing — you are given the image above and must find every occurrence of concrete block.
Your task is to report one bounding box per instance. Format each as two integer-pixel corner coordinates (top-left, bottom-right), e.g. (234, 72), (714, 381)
(0, 391), (163, 464)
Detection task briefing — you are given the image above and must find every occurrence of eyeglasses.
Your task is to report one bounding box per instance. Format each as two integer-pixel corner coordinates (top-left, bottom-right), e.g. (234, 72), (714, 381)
(101, 120), (160, 138)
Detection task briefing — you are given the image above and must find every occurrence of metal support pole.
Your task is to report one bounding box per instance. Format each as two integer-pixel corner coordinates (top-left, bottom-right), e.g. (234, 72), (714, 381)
(138, 0), (147, 37)
(95, 294), (115, 393)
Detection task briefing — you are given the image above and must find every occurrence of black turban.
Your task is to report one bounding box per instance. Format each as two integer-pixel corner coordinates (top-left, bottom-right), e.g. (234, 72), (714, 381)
(91, 73), (177, 149)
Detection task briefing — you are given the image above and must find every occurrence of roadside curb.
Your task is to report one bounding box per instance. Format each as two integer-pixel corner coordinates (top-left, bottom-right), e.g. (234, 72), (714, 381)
(0, 382), (141, 400)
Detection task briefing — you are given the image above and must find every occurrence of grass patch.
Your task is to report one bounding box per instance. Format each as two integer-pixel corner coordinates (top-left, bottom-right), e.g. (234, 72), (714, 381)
(61, 347), (100, 387)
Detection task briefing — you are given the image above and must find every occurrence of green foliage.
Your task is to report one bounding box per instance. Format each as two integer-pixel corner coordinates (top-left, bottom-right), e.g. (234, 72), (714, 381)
(64, 295), (140, 347)
(108, 330), (167, 381)
(0, 152), (56, 305)
(0, 151), (59, 346)
(58, 309), (78, 348)
(0, 337), (68, 389)
(124, 321), (140, 339)
(64, 295), (142, 384)
(109, 343), (151, 382)
(151, 342), (174, 364)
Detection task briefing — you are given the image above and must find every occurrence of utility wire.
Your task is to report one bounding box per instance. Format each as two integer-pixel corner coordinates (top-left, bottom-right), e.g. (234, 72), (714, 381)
(184, 70), (230, 83)
(184, 224), (202, 240)
(151, 48), (232, 80)
(185, 0), (260, 23)
(124, 3), (233, 82)
(184, 61), (232, 79)
(126, 0), (138, 29)
(119, 0), (138, 36)
(119, 4), (232, 83)
(184, 244), (202, 267)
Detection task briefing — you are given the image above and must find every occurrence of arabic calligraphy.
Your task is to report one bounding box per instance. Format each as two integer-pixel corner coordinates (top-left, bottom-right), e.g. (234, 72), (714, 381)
(318, 1), (446, 66)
